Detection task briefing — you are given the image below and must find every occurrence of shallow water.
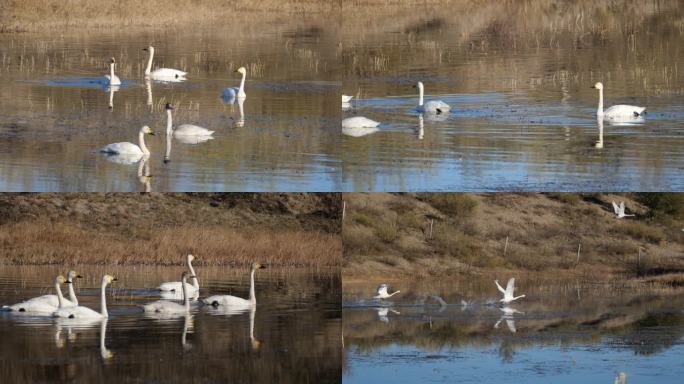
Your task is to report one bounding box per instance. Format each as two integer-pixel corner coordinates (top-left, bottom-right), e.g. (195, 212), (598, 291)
(0, 265), (341, 383)
(343, 278), (684, 383)
(340, 3), (684, 191)
(0, 24), (340, 191)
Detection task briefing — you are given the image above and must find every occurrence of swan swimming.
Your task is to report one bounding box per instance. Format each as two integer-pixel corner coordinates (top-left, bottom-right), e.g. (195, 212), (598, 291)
(144, 272), (195, 315)
(202, 262), (265, 308)
(342, 95), (354, 104)
(592, 82), (645, 119)
(222, 67), (247, 100)
(159, 254), (200, 294)
(2, 275), (72, 314)
(612, 201), (634, 218)
(495, 278), (525, 304)
(415, 81), (450, 114)
(53, 274), (117, 319)
(342, 116), (381, 137)
(374, 284), (400, 299)
(165, 103), (214, 138)
(97, 125), (155, 160)
(143, 46), (187, 80)
(103, 58), (121, 86)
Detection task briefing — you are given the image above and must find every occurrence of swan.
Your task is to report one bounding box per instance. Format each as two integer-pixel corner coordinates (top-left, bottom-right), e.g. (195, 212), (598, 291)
(53, 274), (117, 319)
(495, 278), (525, 304)
(103, 58), (121, 86)
(2, 275), (71, 314)
(159, 254), (200, 294)
(165, 103), (214, 137)
(612, 201), (634, 218)
(97, 125), (155, 159)
(592, 82), (645, 119)
(342, 116), (381, 136)
(374, 284), (400, 299)
(342, 95), (354, 103)
(143, 46), (187, 80)
(143, 272), (195, 315)
(12, 270), (82, 310)
(222, 67), (247, 100)
(415, 81), (450, 114)
(202, 262), (265, 308)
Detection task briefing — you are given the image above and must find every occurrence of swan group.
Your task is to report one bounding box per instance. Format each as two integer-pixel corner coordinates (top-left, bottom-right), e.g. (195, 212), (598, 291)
(144, 271), (195, 315)
(54, 275), (117, 319)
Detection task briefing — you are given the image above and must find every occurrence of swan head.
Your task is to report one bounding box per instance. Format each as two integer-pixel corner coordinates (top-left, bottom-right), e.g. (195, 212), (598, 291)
(416, 81), (424, 90)
(56, 275), (69, 285)
(67, 271), (83, 281)
(591, 82), (604, 90)
(251, 262), (266, 270)
(187, 254), (195, 262)
(165, 103), (174, 111)
(142, 46), (154, 54)
(103, 275), (117, 284)
(235, 67), (247, 75)
(141, 125), (155, 136)
(251, 338), (261, 350)
(109, 57), (116, 64)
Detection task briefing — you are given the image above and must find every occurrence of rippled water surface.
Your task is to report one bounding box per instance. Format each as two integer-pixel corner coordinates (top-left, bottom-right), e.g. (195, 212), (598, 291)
(340, 2), (684, 191)
(0, 266), (341, 383)
(0, 23), (340, 191)
(343, 277), (684, 383)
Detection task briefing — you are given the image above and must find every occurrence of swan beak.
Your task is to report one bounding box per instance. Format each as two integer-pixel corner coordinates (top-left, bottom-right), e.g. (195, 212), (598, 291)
(142, 48), (148, 51)
(76, 275), (83, 278)
(164, 159), (171, 164)
(259, 264), (267, 269)
(65, 281), (72, 284)
(590, 85), (596, 89)
(112, 277), (118, 281)
(149, 131), (156, 136)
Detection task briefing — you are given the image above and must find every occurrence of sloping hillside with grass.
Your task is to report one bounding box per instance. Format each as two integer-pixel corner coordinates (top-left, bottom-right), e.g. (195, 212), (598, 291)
(343, 193), (684, 279)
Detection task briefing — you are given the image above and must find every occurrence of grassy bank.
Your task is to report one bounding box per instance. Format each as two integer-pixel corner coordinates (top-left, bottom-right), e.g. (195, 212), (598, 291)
(0, 193), (341, 266)
(343, 193), (684, 279)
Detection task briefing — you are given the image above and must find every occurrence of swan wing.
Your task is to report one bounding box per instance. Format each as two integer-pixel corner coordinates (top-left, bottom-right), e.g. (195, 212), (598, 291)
(23, 295), (76, 308)
(604, 105), (646, 118)
(222, 87), (238, 99)
(612, 201), (620, 215)
(423, 100), (451, 114)
(494, 280), (507, 295)
(151, 68), (187, 79)
(619, 201), (626, 215)
(159, 281), (199, 293)
(142, 300), (186, 314)
(202, 295), (252, 308)
(505, 278), (515, 296)
(98, 142), (142, 156)
(54, 305), (102, 319)
(175, 124), (214, 136)
(376, 284), (388, 296)
(341, 116), (380, 129)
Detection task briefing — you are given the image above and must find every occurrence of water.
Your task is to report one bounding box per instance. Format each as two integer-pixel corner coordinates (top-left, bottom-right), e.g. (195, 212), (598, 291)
(340, 2), (684, 191)
(0, 265), (341, 383)
(343, 278), (684, 383)
(0, 24), (341, 191)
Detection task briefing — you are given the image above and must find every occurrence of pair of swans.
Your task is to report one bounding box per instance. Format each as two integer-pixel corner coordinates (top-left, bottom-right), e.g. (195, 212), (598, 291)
(612, 201), (634, 218)
(53, 275), (117, 319)
(143, 271), (197, 315)
(2, 271), (82, 313)
(159, 254), (201, 294)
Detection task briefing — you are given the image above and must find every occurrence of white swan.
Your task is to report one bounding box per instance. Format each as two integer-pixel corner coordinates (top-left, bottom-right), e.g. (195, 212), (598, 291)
(374, 284), (400, 299)
(159, 254), (200, 294)
(144, 272), (195, 315)
(143, 46), (187, 80)
(612, 201), (635, 218)
(415, 81), (450, 114)
(342, 95), (354, 105)
(202, 262), (265, 308)
(495, 278), (525, 304)
(165, 103), (214, 137)
(342, 116), (381, 137)
(222, 67), (247, 100)
(592, 82), (645, 119)
(103, 58), (121, 86)
(3, 275), (71, 314)
(54, 275), (117, 319)
(97, 125), (155, 159)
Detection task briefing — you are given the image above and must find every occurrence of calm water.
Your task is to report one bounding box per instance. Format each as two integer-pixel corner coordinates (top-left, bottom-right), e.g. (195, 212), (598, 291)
(0, 266), (341, 383)
(340, 2), (684, 191)
(343, 278), (684, 383)
(0, 24), (341, 191)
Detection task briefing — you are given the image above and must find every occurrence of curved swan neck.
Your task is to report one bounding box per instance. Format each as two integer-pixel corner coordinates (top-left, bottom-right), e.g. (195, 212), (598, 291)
(187, 259), (199, 290)
(110, 62), (115, 80)
(418, 84), (424, 106)
(145, 48), (154, 75)
(166, 109), (173, 135)
(248, 268), (257, 304)
(67, 277), (78, 306)
(100, 278), (109, 318)
(597, 87), (604, 116)
(55, 280), (65, 308)
(138, 130), (150, 156)
(238, 71), (246, 96)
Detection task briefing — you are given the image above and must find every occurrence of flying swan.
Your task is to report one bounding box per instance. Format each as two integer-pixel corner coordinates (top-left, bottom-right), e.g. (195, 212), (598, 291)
(612, 201), (634, 219)
(159, 254), (201, 294)
(374, 284), (400, 299)
(143, 46), (187, 80)
(222, 67), (247, 100)
(165, 103), (214, 137)
(415, 81), (450, 114)
(53, 275), (117, 319)
(592, 82), (645, 119)
(495, 278), (525, 304)
(202, 262), (265, 309)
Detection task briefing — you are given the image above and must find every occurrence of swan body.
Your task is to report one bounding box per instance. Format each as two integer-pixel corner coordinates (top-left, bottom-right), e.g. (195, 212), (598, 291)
(342, 95), (354, 103)
(3, 275), (71, 314)
(495, 278), (525, 304)
(54, 275), (117, 319)
(165, 104), (214, 138)
(342, 116), (380, 129)
(612, 201), (635, 218)
(98, 125), (155, 158)
(592, 82), (645, 119)
(374, 284), (400, 299)
(103, 58), (121, 86)
(143, 47), (187, 80)
(144, 272), (194, 315)
(222, 67), (247, 100)
(158, 254), (200, 294)
(416, 82), (450, 114)
(202, 262), (265, 308)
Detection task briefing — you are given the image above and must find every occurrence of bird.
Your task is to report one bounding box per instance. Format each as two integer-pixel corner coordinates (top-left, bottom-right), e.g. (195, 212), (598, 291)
(158, 254), (201, 294)
(103, 58), (121, 86)
(612, 201), (635, 219)
(342, 95), (354, 103)
(164, 103), (214, 137)
(222, 67), (247, 100)
(202, 262), (266, 309)
(143, 46), (187, 80)
(53, 275), (117, 319)
(495, 278), (525, 304)
(591, 82), (645, 119)
(97, 125), (155, 163)
(415, 81), (450, 114)
(373, 284), (400, 299)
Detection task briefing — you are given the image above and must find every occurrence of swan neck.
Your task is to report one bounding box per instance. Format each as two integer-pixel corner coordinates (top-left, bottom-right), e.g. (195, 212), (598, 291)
(55, 281), (65, 308)
(110, 63), (115, 79)
(139, 131), (150, 156)
(597, 88), (604, 116)
(239, 72), (246, 92)
(67, 278), (78, 306)
(418, 86), (424, 106)
(249, 268), (256, 304)
(166, 109), (173, 134)
(100, 280), (108, 318)
(165, 133), (172, 162)
(187, 259), (199, 290)
(145, 49), (153, 75)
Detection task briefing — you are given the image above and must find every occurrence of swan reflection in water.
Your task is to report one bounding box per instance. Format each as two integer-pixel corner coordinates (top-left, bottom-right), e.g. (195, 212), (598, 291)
(494, 306), (523, 333)
(105, 85), (120, 110)
(222, 93), (246, 128)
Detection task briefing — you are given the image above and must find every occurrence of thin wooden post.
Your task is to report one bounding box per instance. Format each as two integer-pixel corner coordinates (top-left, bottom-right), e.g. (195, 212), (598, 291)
(503, 236), (509, 257)
(342, 201), (346, 221)
(576, 243), (581, 266)
(428, 219), (434, 239)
